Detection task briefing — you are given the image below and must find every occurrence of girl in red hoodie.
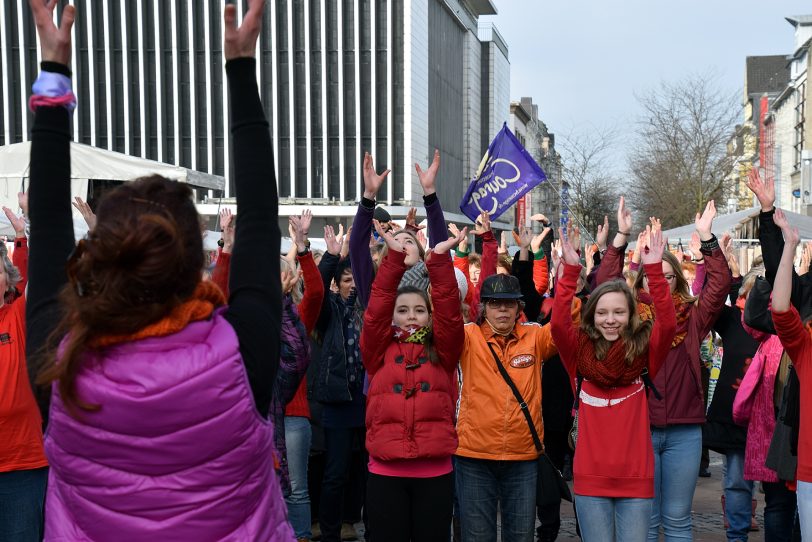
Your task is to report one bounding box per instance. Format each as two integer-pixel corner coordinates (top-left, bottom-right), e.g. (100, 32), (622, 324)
(551, 225), (677, 542)
(360, 220), (466, 542)
(769, 208), (812, 539)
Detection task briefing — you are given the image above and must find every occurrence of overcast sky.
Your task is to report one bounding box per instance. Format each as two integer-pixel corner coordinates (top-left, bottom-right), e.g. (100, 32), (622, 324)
(482, 1), (811, 172)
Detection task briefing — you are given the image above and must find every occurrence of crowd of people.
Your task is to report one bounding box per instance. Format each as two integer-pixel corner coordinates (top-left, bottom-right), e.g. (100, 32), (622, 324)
(1, 1), (811, 541)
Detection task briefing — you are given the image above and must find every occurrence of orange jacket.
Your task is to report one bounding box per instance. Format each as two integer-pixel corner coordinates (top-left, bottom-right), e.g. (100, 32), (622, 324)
(456, 300), (579, 461)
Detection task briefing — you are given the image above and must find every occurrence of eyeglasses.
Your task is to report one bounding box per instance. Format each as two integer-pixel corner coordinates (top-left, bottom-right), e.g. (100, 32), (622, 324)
(485, 299), (519, 309)
(663, 274), (677, 281)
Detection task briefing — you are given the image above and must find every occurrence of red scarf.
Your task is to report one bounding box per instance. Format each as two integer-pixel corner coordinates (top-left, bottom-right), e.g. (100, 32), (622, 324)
(637, 291), (692, 348)
(576, 333), (648, 388)
(392, 324), (430, 344)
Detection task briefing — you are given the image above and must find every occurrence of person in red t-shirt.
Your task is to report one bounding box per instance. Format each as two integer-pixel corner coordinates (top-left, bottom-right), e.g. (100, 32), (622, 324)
(0, 198), (48, 541)
(551, 201), (677, 542)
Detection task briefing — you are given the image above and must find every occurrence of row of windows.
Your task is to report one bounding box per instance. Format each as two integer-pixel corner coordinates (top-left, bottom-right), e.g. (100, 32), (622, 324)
(0, 0), (404, 201)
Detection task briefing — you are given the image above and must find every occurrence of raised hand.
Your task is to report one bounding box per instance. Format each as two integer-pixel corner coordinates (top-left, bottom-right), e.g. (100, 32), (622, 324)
(530, 227), (552, 253)
(30, 0), (75, 65)
(72, 197), (97, 230)
(289, 214), (308, 252)
(617, 196), (632, 234)
(406, 207), (426, 231)
(448, 223), (468, 252)
(558, 228), (580, 266)
(219, 208), (235, 252)
(416, 230), (428, 250)
(473, 211), (491, 235)
(224, 0), (265, 60)
(362, 152), (390, 200)
(746, 168), (775, 212)
(596, 215), (609, 250)
(324, 225), (341, 256)
(641, 228), (667, 265)
(688, 232), (701, 261)
(530, 213), (549, 225)
(800, 242), (812, 276)
(280, 268), (300, 295)
(374, 219), (404, 253)
(499, 231), (509, 254)
(2, 207), (26, 236)
(17, 192), (28, 217)
(335, 223), (345, 246)
(434, 226), (468, 255)
(566, 222), (581, 253)
(340, 226), (352, 259)
(551, 239), (562, 269)
(415, 149), (440, 196)
(695, 200), (716, 241)
(649, 216), (662, 233)
(720, 232), (732, 259)
(299, 209), (313, 237)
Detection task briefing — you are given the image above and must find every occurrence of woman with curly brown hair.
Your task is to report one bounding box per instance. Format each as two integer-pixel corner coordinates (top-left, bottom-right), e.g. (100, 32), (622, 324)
(25, 1), (294, 540)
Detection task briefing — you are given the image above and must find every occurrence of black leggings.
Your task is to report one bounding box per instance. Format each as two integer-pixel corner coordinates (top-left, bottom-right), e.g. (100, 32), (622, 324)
(366, 472), (453, 542)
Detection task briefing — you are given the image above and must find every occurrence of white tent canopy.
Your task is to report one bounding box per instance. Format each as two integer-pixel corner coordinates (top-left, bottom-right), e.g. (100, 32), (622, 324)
(0, 141), (225, 239)
(628, 206), (812, 249)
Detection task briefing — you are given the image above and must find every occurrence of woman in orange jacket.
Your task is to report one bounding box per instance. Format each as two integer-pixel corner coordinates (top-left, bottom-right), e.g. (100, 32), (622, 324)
(454, 227), (574, 542)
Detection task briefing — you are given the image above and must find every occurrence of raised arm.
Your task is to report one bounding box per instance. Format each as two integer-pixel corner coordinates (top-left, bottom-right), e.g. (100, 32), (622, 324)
(26, 0), (78, 418)
(596, 196), (631, 285)
(351, 152), (390, 308)
(642, 229), (677, 379)
(550, 233), (583, 378)
(770, 209), (811, 365)
(314, 227), (341, 336)
(221, 0), (282, 418)
(5, 205), (29, 294)
(512, 227), (543, 322)
(531, 227), (552, 295)
(691, 202), (730, 337)
(415, 149), (448, 248)
(426, 227), (467, 369)
(360, 224), (409, 377)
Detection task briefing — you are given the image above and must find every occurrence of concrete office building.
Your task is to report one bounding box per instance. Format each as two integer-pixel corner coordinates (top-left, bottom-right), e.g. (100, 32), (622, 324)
(0, 0), (510, 230)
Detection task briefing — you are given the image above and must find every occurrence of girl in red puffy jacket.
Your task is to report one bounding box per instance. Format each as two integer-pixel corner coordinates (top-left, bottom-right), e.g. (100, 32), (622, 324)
(360, 220), (467, 542)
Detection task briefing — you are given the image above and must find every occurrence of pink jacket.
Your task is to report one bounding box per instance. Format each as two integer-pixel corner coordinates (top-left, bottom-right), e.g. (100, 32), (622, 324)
(44, 310), (294, 541)
(733, 333), (784, 483)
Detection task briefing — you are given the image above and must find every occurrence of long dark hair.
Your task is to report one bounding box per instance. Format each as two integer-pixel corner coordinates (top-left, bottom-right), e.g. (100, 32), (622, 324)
(37, 175), (205, 414)
(396, 285), (438, 363)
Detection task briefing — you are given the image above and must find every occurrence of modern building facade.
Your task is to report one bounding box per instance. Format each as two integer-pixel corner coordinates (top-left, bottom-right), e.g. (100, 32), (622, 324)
(0, 0), (510, 230)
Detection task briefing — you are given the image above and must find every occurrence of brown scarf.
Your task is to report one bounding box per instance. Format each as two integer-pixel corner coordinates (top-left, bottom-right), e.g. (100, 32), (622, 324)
(88, 281), (226, 349)
(576, 333), (649, 388)
(637, 291), (692, 348)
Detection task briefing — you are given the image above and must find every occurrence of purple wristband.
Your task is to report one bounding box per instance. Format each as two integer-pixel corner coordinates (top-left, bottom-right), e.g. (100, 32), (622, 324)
(30, 71), (76, 112)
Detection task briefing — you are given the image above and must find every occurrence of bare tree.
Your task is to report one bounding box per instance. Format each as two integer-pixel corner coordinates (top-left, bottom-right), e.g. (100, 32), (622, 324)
(558, 128), (621, 242)
(628, 74), (738, 228)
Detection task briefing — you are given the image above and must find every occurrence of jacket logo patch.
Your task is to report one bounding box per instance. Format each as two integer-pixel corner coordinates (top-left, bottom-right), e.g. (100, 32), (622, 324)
(510, 354), (534, 368)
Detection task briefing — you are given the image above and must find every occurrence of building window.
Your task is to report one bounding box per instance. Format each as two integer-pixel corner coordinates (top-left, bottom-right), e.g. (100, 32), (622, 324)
(795, 81), (806, 172)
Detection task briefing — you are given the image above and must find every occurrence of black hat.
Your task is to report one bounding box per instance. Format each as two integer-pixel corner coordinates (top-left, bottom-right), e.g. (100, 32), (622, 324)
(479, 274), (523, 299)
(373, 206), (391, 223)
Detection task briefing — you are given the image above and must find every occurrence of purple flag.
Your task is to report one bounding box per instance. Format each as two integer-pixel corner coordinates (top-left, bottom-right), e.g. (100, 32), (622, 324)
(459, 123), (547, 222)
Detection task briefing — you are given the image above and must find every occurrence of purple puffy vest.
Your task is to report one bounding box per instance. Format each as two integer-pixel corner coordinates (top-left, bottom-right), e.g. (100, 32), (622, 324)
(44, 309), (294, 541)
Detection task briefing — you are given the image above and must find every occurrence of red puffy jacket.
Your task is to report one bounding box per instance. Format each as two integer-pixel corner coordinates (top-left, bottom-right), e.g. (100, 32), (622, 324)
(361, 248), (464, 461)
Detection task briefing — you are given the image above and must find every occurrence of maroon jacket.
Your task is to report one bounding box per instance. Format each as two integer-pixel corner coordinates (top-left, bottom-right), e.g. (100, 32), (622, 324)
(360, 249), (464, 461)
(597, 240), (729, 426)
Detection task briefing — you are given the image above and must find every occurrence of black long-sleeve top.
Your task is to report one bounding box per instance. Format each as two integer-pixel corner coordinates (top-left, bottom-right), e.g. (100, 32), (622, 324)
(26, 57), (281, 420)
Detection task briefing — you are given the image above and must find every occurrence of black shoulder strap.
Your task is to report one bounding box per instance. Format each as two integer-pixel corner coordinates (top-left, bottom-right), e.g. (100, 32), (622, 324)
(486, 343), (543, 452)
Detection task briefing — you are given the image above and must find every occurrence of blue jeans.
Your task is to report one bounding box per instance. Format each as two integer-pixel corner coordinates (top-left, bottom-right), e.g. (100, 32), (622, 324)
(0, 467), (47, 542)
(723, 450), (754, 541)
(284, 416), (312, 539)
(455, 455), (536, 542)
(797, 480), (812, 541)
(763, 481), (797, 542)
(648, 425), (702, 541)
(576, 495), (652, 542)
